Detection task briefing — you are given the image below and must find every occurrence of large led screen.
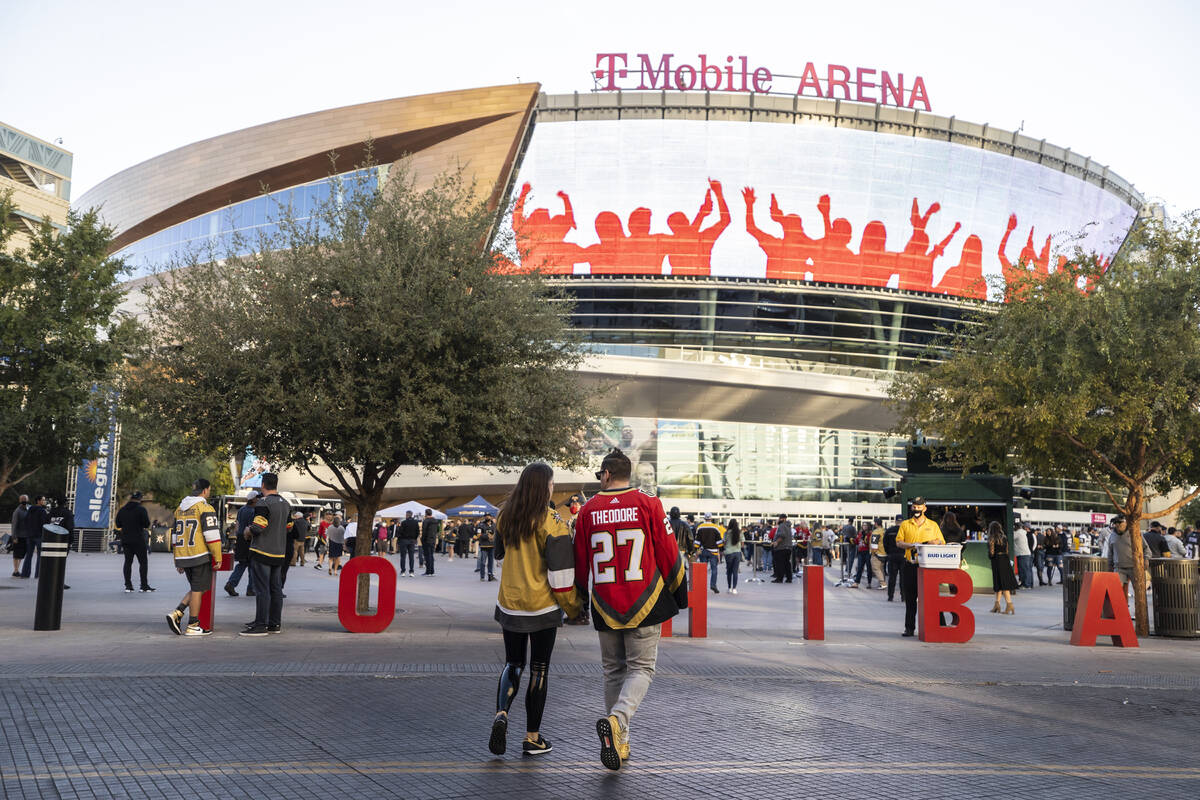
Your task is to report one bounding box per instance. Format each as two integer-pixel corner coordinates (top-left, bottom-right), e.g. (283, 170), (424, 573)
(505, 120), (1138, 300)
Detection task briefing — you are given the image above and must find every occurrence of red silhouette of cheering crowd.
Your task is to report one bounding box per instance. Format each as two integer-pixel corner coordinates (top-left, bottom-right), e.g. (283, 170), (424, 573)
(506, 179), (1092, 300)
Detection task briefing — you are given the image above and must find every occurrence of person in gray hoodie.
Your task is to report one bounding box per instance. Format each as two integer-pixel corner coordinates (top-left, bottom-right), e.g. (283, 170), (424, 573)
(771, 514), (794, 584)
(1101, 515), (1137, 600)
(240, 472), (291, 636)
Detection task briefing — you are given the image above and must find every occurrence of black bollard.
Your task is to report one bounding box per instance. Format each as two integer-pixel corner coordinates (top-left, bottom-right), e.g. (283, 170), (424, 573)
(34, 524), (71, 631)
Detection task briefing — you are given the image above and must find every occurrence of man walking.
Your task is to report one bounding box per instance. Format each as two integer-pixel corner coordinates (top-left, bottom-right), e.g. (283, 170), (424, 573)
(240, 473), (290, 636)
(165, 479), (223, 636)
(396, 510), (419, 576)
(474, 514), (496, 581)
(225, 491), (261, 597)
(574, 449), (688, 771)
(883, 515), (903, 601)
(693, 513), (725, 593)
(420, 509), (439, 575)
(18, 495), (50, 579)
(115, 491), (155, 592)
(771, 514), (794, 584)
(10, 495), (30, 578)
(1013, 521), (1033, 589)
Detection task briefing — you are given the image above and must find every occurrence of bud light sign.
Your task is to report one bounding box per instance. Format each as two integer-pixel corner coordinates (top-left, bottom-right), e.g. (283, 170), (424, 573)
(73, 422), (118, 529)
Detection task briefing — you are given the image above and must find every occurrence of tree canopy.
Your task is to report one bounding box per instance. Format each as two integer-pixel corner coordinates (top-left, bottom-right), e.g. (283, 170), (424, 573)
(888, 213), (1200, 635)
(131, 165), (593, 572)
(0, 192), (137, 498)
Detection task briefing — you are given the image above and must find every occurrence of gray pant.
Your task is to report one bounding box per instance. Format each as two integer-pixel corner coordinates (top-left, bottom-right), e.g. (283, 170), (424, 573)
(598, 624), (662, 739)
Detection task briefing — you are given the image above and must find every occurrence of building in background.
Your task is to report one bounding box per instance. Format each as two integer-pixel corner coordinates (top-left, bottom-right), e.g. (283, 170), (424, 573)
(77, 84), (1144, 525)
(1, 121), (72, 252)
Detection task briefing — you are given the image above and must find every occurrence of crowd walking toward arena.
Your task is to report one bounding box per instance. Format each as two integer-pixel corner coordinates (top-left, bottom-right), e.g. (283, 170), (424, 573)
(7, 450), (1198, 772)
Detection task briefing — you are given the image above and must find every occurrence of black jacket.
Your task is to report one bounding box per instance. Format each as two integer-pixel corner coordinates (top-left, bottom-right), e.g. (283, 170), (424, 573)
(115, 501), (151, 544)
(398, 518), (420, 540)
(420, 517), (439, 544)
(234, 503), (257, 562)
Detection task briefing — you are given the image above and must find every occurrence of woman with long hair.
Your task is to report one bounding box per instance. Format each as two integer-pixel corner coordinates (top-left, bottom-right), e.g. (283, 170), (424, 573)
(489, 462), (582, 758)
(987, 521), (1018, 614)
(940, 511), (966, 544)
(722, 519), (743, 594)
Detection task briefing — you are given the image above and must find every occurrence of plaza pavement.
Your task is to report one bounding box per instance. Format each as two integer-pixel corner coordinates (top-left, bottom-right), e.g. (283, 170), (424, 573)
(0, 549), (1196, 799)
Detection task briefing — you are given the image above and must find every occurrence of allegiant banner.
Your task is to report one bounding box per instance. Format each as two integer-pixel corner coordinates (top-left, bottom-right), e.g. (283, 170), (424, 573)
(73, 422), (118, 530)
(503, 120), (1138, 301)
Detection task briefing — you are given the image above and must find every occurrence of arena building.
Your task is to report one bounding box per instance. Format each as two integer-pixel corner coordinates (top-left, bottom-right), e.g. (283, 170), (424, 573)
(77, 82), (1144, 525)
(1, 120), (72, 253)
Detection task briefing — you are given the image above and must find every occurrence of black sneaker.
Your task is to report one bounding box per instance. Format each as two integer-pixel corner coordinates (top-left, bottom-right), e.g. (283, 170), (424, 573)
(224, 583), (238, 597)
(901, 630), (915, 637)
(266, 624), (281, 634)
(140, 586), (156, 593)
(522, 735), (552, 756)
(488, 714), (507, 755)
(125, 587), (135, 593)
(239, 625), (269, 637)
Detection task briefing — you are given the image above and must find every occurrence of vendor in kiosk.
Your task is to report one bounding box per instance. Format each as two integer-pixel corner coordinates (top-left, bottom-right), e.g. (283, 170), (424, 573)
(895, 497), (945, 637)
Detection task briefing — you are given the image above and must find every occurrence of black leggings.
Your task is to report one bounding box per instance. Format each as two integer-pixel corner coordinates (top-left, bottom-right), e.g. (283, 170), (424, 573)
(497, 627), (557, 733)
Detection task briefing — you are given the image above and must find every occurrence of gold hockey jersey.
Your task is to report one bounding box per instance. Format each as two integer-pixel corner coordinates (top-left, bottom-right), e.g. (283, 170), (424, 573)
(172, 495), (222, 568)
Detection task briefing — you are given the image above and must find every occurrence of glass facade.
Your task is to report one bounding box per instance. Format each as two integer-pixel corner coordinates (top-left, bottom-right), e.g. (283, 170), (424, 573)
(592, 415), (1110, 512)
(551, 276), (980, 374)
(116, 169), (378, 277)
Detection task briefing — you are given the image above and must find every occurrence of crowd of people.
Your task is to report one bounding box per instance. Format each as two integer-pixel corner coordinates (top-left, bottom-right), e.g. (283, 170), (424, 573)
(11, 459), (1198, 770)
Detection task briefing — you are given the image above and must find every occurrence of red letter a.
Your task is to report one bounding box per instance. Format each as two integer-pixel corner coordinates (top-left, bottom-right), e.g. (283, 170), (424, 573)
(1070, 572), (1138, 647)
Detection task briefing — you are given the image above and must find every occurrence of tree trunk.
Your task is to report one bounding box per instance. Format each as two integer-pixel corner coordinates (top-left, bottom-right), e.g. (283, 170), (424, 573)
(1126, 487), (1150, 637)
(355, 493), (383, 614)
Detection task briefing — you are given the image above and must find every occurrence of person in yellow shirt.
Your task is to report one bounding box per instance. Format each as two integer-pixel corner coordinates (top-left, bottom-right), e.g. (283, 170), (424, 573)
(895, 497), (944, 637)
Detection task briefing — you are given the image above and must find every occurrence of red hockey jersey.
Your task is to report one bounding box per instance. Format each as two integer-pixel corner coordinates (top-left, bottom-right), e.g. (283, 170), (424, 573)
(574, 487), (688, 631)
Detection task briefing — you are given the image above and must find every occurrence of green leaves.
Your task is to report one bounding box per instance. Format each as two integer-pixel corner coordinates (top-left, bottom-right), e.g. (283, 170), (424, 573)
(0, 192), (135, 495)
(132, 165), (593, 515)
(889, 212), (1200, 499)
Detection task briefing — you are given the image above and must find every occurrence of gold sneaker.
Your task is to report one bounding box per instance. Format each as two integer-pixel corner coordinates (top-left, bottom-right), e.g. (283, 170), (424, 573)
(617, 739), (630, 762)
(596, 715), (623, 771)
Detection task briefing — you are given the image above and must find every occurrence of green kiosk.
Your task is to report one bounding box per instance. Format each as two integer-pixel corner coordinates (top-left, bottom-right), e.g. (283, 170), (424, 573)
(893, 447), (1016, 594)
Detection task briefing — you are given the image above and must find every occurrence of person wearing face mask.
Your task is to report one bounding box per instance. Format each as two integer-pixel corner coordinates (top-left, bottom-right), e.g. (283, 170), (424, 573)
(894, 497), (945, 638)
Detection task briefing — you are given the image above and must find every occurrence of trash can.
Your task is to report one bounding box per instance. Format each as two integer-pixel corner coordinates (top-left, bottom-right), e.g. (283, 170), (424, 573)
(149, 525), (171, 553)
(35, 524), (71, 631)
(1148, 558), (1199, 638)
(1062, 554), (1109, 631)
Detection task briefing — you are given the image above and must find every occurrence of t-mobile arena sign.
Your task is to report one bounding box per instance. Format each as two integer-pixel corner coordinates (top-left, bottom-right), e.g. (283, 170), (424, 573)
(594, 52), (932, 111)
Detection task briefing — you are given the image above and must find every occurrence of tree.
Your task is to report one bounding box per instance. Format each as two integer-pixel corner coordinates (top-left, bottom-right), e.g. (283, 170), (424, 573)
(888, 213), (1200, 636)
(0, 191), (137, 497)
(131, 165), (593, 608)
(117, 406), (235, 513)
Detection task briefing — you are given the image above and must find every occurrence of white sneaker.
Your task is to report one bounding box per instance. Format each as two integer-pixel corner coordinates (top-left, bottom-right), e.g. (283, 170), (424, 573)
(730, 588), (738, 595)
(399, 571), (406, 577)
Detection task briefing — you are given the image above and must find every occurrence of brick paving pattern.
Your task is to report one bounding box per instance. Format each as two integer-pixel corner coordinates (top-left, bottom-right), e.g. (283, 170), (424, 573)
(0, 552), (1196, 798)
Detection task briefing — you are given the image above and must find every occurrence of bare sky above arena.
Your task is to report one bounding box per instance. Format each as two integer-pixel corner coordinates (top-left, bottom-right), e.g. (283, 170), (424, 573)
(7, 0), (1197, 213)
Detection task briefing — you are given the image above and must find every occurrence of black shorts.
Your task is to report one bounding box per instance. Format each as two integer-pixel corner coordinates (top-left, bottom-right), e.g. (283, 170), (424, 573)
(183, 562), (213, 592)
(328, 542), (344, 559)
(11, 538), (28, 559)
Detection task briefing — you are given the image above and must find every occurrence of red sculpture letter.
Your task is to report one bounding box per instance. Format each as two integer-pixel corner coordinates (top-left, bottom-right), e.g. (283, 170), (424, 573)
(917, 568), (976, 643)
(687, 561), (708, 638)
(198, 553), (233, 632)
(1070, 572), (1138, 648)
(803, 565), (825, 640)
(338, 555), (397, 634)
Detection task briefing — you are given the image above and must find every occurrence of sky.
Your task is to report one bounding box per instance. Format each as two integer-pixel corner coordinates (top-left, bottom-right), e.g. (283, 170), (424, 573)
(5, 0), (1198, 212)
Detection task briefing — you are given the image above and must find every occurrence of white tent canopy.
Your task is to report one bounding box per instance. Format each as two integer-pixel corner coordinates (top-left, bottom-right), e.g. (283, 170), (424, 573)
(375, 500), (446, 520)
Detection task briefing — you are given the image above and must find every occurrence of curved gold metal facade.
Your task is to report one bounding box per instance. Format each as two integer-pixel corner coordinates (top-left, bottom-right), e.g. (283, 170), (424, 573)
(77, 83), (540, 252)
